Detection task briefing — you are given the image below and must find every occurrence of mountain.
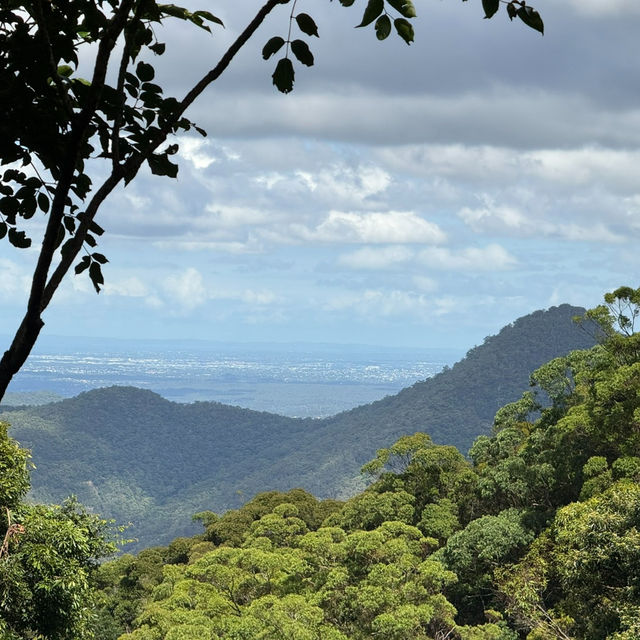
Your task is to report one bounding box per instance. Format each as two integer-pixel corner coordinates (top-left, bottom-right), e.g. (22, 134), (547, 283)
(2, 304), (596, 551)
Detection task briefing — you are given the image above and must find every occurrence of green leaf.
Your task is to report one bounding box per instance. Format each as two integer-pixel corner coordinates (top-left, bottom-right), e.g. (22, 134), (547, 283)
(262, 36), (285, 60)
(8, 228), (30, 248)
(192, 10), (224, 27)
(356, 0), (384, 28)
(158, 4), (190, 19)
(272, 57), (295, 93)
(89, 261), (104, 293)
(375, 14), (392, 40)
(482, 0), (499, 19)
(517, 6), (544, 34)
(386, 0), (417, 19)
(291, 40), (314, 67)
(296, 13), (319, 37)
(57, 65), (74, 78)
(394, 17), (414, 44)
(507, 2), (517, 20)
(136, 61), (155, 82)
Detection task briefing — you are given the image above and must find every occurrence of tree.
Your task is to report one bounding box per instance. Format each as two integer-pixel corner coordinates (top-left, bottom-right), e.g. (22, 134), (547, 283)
(0, 0), (543, 402)
(0, 421), (117, 639)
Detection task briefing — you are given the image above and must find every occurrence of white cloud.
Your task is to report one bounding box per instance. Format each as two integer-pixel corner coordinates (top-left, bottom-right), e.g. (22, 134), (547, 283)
(295, 210), (446, 244)
(163, 267), (207, 311)
(412, 275), (438, 293)
(458, 202), (535, 234)
(458, 197), (627, 244)
(326, 289), (433, 317)
(0, 259), (31, 301)
(338, 246), (415, 270)
(103, 276), (149, 298)
(238, 290), (278, 305)
(178, 137), (217, 169)
(204, 204), (274, 228)
(418, 244), (517, 271)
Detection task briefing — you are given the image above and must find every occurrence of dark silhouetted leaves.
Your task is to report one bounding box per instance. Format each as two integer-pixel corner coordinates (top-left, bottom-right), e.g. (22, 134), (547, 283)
(356, 0), (384, 28)
(272, 57), (295, 93)
(89, 261), (104, 293)
(291, 40), (314, 67)
(136, 61), (155, 82)
(0, 221), (6, 240)
(92, 252), (109, 264)
(517, 6), (544, 34)
(147, 153), (179, 178)
(37, 192), (50, 213)
(375, 14), (392, 40)
(296, 13), (319, 37)
(149, 42), (166, 55)
(8, 228), (30, 248)
(482, 0), (500, 19)
(507, 2), (518, 20)
(394, 17), (414, 44)
(262, 36), (285, 60)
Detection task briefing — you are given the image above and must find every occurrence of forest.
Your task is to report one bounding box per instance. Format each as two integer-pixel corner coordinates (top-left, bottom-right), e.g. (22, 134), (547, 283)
(2, 287), (640, 639)
(1, 304), (594, 552)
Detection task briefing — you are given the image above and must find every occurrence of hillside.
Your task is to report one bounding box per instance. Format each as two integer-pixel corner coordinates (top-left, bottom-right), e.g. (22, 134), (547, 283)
(3, 304), (596, 550)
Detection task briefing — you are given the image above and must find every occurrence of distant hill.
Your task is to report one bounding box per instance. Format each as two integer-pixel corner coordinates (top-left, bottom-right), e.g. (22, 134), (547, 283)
(3, 304), (596, 551)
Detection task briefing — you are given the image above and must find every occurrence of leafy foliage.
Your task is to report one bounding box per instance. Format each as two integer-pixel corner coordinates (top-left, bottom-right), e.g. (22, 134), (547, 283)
(0, 422), (116, 639)
(2, 305), (594, 552)
(88, 288), (640, 639)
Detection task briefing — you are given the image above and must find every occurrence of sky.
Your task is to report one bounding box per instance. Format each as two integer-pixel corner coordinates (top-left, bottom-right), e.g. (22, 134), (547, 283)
(2, 0), (640, 350)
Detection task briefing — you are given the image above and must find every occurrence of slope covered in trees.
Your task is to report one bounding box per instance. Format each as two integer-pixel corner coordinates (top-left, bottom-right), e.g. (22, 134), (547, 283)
(2, 305), (595, 551)
(92, 293), (640, 639)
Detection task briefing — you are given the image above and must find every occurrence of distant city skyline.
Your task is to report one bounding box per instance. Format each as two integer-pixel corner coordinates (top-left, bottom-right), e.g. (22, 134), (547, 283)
(2, 1), (639, 351)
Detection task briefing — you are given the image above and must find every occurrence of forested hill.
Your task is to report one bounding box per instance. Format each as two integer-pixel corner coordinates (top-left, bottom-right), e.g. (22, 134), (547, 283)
(248, 303), (597, 498)
(3, 304), (596, 550)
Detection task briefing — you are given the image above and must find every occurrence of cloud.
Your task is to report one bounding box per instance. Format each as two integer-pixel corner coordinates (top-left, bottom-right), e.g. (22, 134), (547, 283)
(338, 246), (415, 270)
(326, 289), (434, 317)
(178, 137), (217, 169)
(103, 276), (149, 298)
(163, 267), (207, 312)
(0, 259), (31, 301)
(458, 198), (627, 244)
(294, 210), (446, 244)
(418, 244), (518, 271)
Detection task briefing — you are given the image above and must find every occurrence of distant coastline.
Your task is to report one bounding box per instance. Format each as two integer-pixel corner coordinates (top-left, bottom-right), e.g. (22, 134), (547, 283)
(4, 339), (463, 417)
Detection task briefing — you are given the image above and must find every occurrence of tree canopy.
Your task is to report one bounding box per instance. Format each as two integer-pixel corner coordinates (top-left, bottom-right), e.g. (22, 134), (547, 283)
(89, 287), (640, 640)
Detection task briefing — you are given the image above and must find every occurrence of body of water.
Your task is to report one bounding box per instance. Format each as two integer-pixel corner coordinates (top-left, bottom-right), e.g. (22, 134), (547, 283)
(5, 338), (463, 417)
